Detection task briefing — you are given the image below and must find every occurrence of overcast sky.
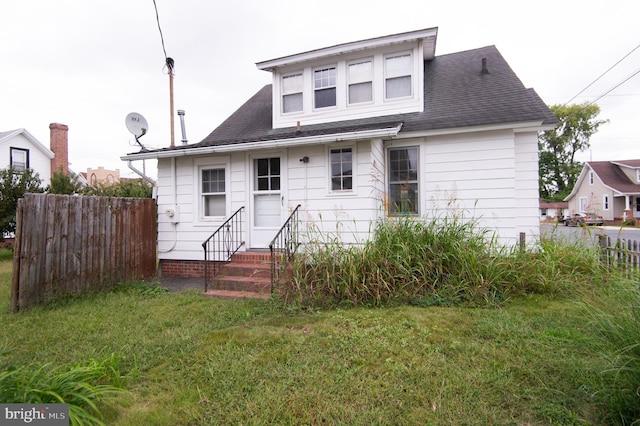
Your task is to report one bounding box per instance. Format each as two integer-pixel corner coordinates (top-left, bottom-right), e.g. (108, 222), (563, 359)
(3, 0), (639, 180)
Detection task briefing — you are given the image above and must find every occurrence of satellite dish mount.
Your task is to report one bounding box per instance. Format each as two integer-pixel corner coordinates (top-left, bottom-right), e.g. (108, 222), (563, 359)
(125, 112), (149, 149)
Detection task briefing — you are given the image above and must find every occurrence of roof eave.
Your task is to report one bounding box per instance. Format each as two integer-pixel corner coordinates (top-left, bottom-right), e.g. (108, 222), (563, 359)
(120, 124), (403, 161)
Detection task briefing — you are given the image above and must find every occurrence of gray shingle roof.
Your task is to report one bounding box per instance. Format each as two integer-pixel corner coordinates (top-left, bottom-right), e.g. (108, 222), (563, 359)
(590, 161), (640, 194)
(149, 45), (556, 154)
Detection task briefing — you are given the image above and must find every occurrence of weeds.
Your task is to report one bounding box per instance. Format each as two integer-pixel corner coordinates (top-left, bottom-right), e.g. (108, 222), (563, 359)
(280, 215), (610, 308)
(0, 354), (128, 425)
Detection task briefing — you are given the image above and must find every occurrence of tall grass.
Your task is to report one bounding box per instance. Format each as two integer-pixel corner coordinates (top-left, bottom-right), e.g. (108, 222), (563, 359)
(0, 354), (128, 425)
(279, 215), (609, 308)
(583, 280), (640, 424)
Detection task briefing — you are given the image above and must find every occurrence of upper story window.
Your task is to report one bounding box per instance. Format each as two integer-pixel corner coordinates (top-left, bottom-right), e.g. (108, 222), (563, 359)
(589, 171), (594, 185)
(385, 53), (412, 99)
(636, 169), (640, 183)
(10, 147), (29, 171)
(314, 66), (336, 109)
(202, 168), (226, 217)
(282, 73), (303, 113)
(330, 147), (353, 191)
(348, 60), (372, 104)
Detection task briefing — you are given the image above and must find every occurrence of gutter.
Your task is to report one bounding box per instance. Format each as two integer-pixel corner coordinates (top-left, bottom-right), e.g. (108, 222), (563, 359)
(126, 160), (156, 186)
(120, 124), (403, 162)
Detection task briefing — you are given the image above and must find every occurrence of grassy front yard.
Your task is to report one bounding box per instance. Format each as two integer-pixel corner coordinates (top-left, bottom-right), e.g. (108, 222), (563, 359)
(1, 252), (635, 424)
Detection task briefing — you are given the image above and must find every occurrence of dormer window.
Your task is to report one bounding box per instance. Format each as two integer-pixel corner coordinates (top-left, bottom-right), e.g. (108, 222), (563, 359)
(314, 66), (336, 108)
(282, 73), (303, 113)
(385, 53), (412, 99)
(348, 59), (373, 104)
(636, 169), (640, 183)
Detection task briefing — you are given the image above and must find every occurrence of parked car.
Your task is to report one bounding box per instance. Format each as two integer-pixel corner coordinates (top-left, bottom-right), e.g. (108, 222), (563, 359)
(563, 212), (604, 227)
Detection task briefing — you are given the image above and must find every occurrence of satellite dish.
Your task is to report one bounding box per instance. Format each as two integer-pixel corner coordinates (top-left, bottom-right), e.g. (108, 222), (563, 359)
(125, 112), (148, 139)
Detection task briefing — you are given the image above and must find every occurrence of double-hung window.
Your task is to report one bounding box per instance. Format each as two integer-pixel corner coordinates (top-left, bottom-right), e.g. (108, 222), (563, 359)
(388, 147), (418, 214)
(385, 53), (412, 99)
(201, 168), (226, 217)
(330, 147), (353, 191)
(314, 66), (336, 108)
(282, 72), (303, 113)
(603, 194), (609, 210)
(348, 60), (372, 104)
(10, 147), (28, 171)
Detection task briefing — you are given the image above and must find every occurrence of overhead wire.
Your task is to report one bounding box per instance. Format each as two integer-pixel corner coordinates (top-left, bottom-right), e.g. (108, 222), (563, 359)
(152, 0), (173, 73)
(566, 42), (640, 104)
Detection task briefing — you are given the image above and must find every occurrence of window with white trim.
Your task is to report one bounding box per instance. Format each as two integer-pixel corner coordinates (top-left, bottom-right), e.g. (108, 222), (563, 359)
(579, 197), (588, 212)
(330, 147), (353, 191)
(385, 53), (412, 99)
(589, 172), (594, 185)
(603, 194), (609, 210)
(348, 59), (372, 104)
(636, 169), (640, 183)
(10, 147), (28, 171)
(388, 147), (418, 214)
(201, 168), (226, 217)
(282, 72), (303, 113)
(314, 66), (336, 108)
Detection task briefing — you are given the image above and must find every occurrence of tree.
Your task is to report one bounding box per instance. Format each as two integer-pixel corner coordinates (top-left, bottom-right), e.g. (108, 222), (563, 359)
(47, 167), (84, 195)
(83, 179), (153, 198)
(538, 103), (608, 201)
(0, 167), (44, 239)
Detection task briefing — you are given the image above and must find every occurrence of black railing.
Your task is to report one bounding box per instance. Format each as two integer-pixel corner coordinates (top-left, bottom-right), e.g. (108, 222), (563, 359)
(269, 204), (302, 292)
(202, 206), (245, 291)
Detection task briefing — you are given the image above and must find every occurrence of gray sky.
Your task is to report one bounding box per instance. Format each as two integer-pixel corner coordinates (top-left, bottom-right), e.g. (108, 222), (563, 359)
(3, 0), (639, 179)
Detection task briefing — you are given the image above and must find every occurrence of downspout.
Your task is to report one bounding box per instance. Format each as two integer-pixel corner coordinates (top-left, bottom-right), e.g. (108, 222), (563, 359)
(126, 160), (156, 186)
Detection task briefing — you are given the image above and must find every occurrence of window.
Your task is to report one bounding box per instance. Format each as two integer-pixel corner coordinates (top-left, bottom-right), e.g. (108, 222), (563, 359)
(314, 66), (336, 108)
(589, 172), (594, 185)
(201, 168), (226, 217)
(282, 73), (303, 113)
(330, 148), (353, 191)
(255, 158), (280, 191)
(579, 197), (588, 212)
(603, 194), (609, 210)
(385, 53), (412, 99)
(636, 169), (640, 183)
(348, 60), (372, 104)
(388, 147), (418, 214)
(10, 147), (28, 171)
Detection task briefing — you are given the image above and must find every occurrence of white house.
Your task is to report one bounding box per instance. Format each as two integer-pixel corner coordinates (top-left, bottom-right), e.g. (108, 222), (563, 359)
(564, 160), (640, 221)
(122, 27), (557, 277)
(0, 123), (72, 188)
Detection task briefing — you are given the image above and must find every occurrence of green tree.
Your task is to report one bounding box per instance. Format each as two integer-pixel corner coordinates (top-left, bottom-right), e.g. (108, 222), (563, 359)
(0, 167), (44, 238)
(538, 103), (608, 201)
(47, 167), (84, 195)
(84, 179), (153, 198)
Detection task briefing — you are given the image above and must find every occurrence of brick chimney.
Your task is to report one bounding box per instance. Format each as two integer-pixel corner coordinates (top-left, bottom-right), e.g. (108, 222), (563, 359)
(49, 123), (69, 175)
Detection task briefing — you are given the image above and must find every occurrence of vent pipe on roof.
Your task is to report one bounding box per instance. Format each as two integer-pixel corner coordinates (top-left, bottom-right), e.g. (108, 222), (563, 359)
(177, 110), (188, 145)
(480, 58), (490, 75)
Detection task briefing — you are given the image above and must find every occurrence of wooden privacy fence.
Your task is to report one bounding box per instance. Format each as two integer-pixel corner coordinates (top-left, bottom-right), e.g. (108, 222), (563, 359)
(11, 194), (157, 312)
(598, 234), (640, 277)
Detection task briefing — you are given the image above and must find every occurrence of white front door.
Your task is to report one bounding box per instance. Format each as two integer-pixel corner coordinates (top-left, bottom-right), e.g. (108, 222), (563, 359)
(250, 155), (283, 248)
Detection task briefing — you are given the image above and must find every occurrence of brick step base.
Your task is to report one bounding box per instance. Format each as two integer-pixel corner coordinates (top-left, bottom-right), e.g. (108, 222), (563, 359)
(206, 251), (273, 298)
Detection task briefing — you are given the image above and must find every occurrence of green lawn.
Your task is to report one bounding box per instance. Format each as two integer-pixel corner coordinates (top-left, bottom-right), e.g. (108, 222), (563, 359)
(0, 259), (622, 425)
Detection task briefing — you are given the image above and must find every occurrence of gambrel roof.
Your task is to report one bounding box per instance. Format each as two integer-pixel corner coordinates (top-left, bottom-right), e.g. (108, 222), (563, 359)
(124, 45), (556, 159)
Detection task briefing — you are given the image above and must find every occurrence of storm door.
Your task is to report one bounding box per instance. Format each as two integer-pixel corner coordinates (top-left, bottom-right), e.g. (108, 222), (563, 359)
(250, 156), (283, 248)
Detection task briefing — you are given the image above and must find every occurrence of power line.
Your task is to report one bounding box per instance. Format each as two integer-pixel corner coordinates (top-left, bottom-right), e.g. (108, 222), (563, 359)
(566, 42), (640, 104)
(151, 0), (173, 72)
(587, 68), (640, 105)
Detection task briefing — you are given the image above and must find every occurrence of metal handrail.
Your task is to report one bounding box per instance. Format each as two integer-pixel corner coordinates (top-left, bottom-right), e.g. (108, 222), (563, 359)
(202, 206), (245, 291)
(269, 204), (302, 292)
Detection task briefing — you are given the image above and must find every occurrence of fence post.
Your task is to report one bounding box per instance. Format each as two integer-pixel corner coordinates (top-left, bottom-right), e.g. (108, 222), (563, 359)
(519, 232), (525, 251)
(598, 234), (608, 266)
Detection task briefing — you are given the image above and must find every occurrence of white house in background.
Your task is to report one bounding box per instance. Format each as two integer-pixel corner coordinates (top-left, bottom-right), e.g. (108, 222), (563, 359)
(0, 123), (71, 188)
(539, 202), (568, 222)
(122, 27), (557, 277)
(564, 160), (640, 221)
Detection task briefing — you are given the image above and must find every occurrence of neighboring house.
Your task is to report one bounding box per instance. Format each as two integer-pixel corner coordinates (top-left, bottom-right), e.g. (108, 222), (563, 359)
(82, 167), (121, 186)
(0, 123), (71, 187)
(564, 160), (640, 221)
(121, 27), (557, 276)
(540, 202), (568, 221)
